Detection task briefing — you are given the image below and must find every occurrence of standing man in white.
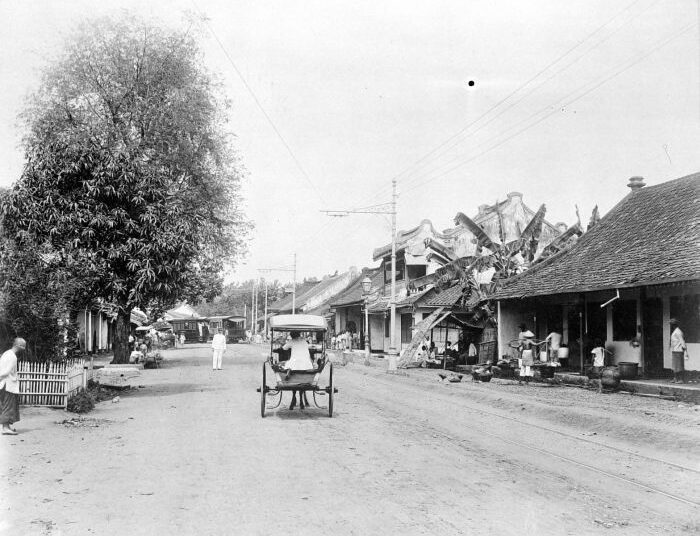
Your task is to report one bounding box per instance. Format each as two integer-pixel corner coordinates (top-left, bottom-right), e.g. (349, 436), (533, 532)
(211, 328), (227, 370)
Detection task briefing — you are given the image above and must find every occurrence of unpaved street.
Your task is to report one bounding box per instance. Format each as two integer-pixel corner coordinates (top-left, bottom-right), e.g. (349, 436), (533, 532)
(2, 344), (699, 536)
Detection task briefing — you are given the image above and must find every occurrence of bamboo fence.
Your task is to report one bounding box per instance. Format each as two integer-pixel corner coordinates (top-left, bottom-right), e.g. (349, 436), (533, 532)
(18, 359), (92, 408)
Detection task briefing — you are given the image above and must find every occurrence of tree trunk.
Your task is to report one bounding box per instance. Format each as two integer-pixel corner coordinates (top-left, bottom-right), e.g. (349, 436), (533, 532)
(111, 308), (132, 364)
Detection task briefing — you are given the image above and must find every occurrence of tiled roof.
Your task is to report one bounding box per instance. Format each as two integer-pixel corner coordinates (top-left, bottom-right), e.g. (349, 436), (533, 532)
(418, 284), (465, 307)
(367, 296), (391, 313)
(492, 173), (700, 300)
(395, 287), (432, 308)
(330, 267), (383, 307)
(268, 280), (320, 313)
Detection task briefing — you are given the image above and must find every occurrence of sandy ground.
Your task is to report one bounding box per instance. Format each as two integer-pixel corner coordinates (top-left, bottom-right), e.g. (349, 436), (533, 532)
(1, 344), (698, 536)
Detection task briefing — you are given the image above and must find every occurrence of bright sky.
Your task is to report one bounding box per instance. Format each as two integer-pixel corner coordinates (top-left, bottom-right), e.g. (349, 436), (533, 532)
(1, 0), (698, 284)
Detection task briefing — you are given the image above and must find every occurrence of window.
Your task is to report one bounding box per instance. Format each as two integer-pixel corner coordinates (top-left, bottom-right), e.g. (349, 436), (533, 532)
(670, 294), (700, 343)
(384, 258), (405, 285)
(612, 300), (637, 341)
(407, 264), (426, 280)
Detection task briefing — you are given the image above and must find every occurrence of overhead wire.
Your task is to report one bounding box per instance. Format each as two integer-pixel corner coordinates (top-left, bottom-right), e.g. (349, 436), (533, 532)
(188, 0), (327, 205)
(395, 0), (660, 195)
(308, 1), (660, 271)
(400, 20), (698, 196)
(342, 0), (648, 209)
(393, 0), (650, 190)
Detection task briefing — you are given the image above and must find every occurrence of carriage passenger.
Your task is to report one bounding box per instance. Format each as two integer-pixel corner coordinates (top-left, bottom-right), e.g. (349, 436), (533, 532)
(282, 332), (313, 370)
(281, 331), (316, 410)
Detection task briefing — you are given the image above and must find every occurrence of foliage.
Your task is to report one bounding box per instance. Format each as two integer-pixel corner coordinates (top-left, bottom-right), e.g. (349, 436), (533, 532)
(66, 389), (95, 413)
(196, 279), (284, 319)
(0, 15), (250, 362)
(0, 234), (88, 360)
(68, 381), (125, 413)
(429, 207), (552, 327)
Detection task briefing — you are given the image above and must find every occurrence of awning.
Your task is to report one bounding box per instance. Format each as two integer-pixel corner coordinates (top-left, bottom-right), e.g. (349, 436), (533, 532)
(367, 297), (390, 313)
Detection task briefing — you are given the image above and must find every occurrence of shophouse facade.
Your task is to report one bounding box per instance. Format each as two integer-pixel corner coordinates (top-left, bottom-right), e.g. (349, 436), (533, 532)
(492, 174), (700, 376)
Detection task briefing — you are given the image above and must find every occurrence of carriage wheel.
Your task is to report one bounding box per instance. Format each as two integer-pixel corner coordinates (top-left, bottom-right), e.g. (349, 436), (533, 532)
(328, 362), (334, 418)
(260, 362), (267, 418)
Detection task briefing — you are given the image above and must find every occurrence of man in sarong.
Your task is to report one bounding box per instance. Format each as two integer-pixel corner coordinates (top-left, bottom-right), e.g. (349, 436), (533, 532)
(0, 338), (26, 435)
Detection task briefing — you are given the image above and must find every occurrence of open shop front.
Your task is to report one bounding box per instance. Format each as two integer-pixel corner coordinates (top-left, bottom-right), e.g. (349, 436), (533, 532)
(407, 310), (496, 369)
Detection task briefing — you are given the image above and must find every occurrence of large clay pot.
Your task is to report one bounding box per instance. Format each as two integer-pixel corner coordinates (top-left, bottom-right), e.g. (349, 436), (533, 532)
(539, 366), (556, 379)
(618, 362), (639, 379)
(601, 366), (621, 390)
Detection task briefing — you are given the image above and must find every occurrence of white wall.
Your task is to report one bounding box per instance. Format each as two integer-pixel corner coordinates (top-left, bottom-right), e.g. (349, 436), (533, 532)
(608, 342), (641, 365)
(369, 315), (385, 352)
(497, 301), (533, 360)
(304, 271), (356, 312)
(100, 313), (109, 351)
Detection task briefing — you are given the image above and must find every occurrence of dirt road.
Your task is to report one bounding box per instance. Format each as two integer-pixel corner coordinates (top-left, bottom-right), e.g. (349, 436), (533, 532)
(1, 344), (698, 535)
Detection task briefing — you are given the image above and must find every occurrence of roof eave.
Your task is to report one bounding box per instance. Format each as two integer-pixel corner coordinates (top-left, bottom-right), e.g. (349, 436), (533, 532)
(495, 275), (700, 301)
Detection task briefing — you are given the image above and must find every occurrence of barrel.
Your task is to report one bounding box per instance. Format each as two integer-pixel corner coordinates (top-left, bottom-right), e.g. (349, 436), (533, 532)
(557, 347), (569, 359)
(617, 362), (639, 379)
(538, 365), (556, 379)
(600, 366), (621, 389)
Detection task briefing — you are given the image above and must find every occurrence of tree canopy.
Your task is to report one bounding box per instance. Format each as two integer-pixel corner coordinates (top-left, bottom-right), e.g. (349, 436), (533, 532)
(0, 15), (250, 362)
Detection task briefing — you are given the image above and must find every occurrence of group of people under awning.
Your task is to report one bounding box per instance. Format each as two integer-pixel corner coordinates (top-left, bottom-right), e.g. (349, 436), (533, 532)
(515, 324), (566, 385)
(406, 335), (479, 369)
(514, 317), (690, 384)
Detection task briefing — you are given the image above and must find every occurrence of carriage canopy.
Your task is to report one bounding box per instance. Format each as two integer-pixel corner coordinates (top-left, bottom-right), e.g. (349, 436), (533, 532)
(268, 314), (327, 332)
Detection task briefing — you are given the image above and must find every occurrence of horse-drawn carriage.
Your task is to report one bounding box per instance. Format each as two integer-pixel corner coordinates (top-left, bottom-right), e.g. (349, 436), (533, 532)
(257, 314), (337, 417)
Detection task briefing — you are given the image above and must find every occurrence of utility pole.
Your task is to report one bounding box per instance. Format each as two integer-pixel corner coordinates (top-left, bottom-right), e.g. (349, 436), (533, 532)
(252, 280), (257, 335)
(321, 180), (398, 369)
(259, 259), (297, 324)
(264, 281), (269, 336)
(389, 179), (398, 365)
(292, 252), (297, 315)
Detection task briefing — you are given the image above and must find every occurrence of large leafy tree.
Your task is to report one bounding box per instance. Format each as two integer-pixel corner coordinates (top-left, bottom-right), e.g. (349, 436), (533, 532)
(1, 15), (249, 363)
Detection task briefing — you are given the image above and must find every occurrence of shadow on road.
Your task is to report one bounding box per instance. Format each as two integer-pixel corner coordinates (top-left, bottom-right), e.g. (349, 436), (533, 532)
(269, 410), (333, 420)
(124, 383), (228, 398)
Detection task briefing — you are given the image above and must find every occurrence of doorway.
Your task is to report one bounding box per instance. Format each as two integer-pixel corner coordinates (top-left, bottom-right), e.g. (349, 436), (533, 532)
(400, 314), (413, 345)
(642, 298), (664, 376)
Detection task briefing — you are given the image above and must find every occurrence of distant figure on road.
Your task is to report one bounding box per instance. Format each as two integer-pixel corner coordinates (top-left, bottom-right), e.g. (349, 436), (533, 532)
(0, 338), (26, 435)
(670, 319), (688, 384)
(180, 332), (186, 347)
(211, 328), (227, 370)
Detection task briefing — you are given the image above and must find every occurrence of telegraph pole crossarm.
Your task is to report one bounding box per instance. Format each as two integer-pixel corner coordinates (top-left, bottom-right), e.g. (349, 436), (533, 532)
(321, 180), (398, 370)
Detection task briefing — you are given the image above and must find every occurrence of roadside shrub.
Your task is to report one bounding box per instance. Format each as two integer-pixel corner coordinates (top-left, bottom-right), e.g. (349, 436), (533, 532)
(67, 389), (95, 413)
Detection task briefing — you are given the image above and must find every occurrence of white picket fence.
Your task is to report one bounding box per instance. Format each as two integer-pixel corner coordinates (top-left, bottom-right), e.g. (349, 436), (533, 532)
(18, 359), (94, 408)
